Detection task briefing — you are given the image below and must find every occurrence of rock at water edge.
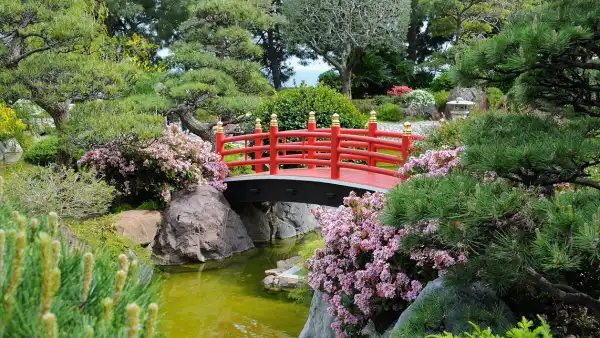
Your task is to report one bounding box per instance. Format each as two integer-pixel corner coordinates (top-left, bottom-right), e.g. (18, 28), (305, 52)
(271, 202), (320, 240)
(299, 291), (336, 338)
(153, 185), (254, 265)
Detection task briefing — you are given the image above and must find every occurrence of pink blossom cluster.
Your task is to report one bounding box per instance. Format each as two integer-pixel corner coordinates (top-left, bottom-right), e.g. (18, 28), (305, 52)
(309, 192), (423, 337)
(387, 85), (413, 97)
(79, 124), (229, 202)
(399, 147), (464, 178)
(309, 193), (471, 337)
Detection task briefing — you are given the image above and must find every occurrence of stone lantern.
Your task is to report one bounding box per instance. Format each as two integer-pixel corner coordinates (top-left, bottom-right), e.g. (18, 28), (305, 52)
(447, 97), (475, 121)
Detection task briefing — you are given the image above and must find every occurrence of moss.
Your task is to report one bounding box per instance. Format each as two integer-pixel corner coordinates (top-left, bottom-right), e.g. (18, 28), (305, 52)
(67, 215), (153, 266)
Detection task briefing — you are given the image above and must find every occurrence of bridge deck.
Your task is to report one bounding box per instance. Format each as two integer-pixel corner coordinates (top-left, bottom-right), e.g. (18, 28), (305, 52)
(230, 167), (401, 191)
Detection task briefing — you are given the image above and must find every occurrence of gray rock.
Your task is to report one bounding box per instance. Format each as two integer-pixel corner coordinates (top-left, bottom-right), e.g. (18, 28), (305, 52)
(0, 138), (23, 163)
(153, 185), (254, 265)
(404, 104), (438, 120)
(299, 291), (336, 338)
(231, 202), (271, 242)
(235, 202), (321, 242)
(392, 277), (514, 336)
(271, 202), (320, 240)
(114, 210), (161, 246)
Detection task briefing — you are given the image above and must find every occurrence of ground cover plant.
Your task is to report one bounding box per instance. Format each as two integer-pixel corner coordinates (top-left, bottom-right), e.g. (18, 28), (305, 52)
(0, 178), (161, 337)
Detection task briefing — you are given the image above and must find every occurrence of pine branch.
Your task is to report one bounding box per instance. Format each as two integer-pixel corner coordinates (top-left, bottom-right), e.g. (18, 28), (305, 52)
(525, 267), (600, 315)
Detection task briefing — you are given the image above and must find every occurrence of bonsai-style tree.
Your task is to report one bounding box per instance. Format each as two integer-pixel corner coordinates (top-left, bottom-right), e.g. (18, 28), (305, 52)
(455, 0), (600, 115)
(155, 0), (274, 143)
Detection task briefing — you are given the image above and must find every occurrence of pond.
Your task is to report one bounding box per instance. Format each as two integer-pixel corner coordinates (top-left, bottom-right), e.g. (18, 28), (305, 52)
(160, 235), (316, 338)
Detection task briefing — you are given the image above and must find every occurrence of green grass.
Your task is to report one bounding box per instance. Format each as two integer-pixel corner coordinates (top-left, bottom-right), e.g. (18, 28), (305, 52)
(376, 149), (402, 171)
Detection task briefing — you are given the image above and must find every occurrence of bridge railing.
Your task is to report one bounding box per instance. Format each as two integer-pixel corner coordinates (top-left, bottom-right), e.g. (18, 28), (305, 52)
(215, 111), (424, 178)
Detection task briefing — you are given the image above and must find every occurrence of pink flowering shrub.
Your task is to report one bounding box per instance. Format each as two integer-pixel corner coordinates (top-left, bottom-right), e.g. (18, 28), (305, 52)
(399, 147), (464, 178)
(79, 124), (229, 204)
(309, 192), (468, 337)
(387, 85), (413, 97)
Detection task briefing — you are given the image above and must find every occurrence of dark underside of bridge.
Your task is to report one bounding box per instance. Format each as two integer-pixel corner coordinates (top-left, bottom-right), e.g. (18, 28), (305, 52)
(222, 175), (389, 207)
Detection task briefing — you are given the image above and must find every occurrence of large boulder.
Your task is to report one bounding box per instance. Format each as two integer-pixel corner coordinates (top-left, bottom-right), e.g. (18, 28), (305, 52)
(0, 138), (23, 163)
(234, 202), (321, 242)
(114, 210), (161, 246)
(153, 185), (254, 265)
(299, 291), (337, 338)
(392, 276), (514, 336)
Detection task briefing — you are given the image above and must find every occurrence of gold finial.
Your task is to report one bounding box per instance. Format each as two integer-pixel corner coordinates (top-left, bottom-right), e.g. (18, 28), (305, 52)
(216, 121), (224, 134)
(255, 118), (262, 129)
(270, 114), (278, 127)
(369, 111), (377, 123)
(308, 111), (316, 123)
(403, 122), (412, 136)
(332, 113), (340, 127)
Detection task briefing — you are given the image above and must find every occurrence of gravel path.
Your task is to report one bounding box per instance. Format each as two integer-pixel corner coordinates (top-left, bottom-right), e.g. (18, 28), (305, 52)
(377, 121), (439, 135)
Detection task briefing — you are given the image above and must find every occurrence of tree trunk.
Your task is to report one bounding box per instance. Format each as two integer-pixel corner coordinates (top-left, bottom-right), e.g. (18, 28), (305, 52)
(455, 15), (463, 43)
(267, 29), (282, 90)
(406, 0), (421, 62)
(50, 107), (72, 167)
(177, 109), (217, 146)
(340, 69), (352, 98)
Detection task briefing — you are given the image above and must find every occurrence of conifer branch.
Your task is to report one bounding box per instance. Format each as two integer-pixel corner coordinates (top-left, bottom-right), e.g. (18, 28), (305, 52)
(525, 267), (600, 314)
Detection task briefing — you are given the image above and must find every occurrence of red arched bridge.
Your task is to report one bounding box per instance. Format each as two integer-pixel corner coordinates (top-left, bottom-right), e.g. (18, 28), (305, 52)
(215, 112), (424, 206)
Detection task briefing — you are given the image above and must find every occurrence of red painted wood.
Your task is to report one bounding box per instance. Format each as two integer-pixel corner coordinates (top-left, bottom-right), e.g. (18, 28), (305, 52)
(254, 125), (263, 173)
(368, 121), (377, 166)
(307, 120), (316, 169)
(223, 133), (269, 143)
(338, 148), (401, 164)
(276, 131), (330, 138)
(340, 128), (369, 135)
(338, 162), (400, 177)
(225, 158), (270, 168)
(331, 124), (341, 179)
(277, 158), (331, 166)
(276, 145), (331, 152)
(338, 134), (403, 149)
(269, 124), (279, 174)
(402, 134), (411, 163)
(221, 145), (270, 156)
(216, 132), (224, 156)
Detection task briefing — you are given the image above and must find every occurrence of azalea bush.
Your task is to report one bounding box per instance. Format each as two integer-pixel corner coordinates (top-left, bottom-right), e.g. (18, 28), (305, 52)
(399, 147), (464, 178)
(387, 86), (413, 97)
(79, 124), (228, 205)
(309, 192), (468, 337)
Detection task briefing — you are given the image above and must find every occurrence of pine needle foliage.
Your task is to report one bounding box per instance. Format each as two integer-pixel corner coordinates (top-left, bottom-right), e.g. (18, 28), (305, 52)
(460, 112), (600, 189)
(0, 199), (162, 337)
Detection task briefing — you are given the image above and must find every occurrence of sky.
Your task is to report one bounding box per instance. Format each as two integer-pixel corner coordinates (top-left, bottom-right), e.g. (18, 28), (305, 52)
(283, 56), (332, 87)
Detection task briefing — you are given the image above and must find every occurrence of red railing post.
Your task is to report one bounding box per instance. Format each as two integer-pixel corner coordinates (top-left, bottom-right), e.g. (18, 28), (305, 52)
(254, 118), (263, 173)
(307, 111), (316, 169)
(368, 111), (377, 167)
(269, 114), (279, 175)
(401, 122), (412, 164)
(330, 113), (341, 179)
(216, 121), (225, 155)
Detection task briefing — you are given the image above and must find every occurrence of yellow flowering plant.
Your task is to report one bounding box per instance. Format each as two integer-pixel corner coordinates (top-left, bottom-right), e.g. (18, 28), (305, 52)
(0, 107), (27, 141)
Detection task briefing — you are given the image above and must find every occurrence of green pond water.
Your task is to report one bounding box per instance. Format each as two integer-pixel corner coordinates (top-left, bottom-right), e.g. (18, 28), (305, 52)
(160, 235), (315, 338)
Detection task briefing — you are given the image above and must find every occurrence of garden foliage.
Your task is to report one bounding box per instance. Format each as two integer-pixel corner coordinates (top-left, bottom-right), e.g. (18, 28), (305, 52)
(426, 316), (553, 338)
(5, 165), (115, 220)
(0, 106), (26, 142)
(309, 192), (469, 337)
(23, 137), (59, 166)
(79, 124), (229, 204)
(387, 86), (413, 97)
(404, 90), (435, 108)
(377, 103), (404, 122)
(0, 193), (161, 337)
(256, 84), (365, 131)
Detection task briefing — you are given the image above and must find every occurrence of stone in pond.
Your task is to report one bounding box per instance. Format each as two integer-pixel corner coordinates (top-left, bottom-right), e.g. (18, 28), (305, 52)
(153, 185), (254, 265)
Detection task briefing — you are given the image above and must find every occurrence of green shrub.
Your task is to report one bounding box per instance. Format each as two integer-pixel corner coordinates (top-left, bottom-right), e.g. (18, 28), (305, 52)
(486, 87), (504, 110)
(429, 71), (455, 92)
(377, 103), (404, 122)
(352, 99), (377, 115)
(434, 90), (450, 110)
(0, 200), (162, 337)
(256, 84), (365, 131)
(317, 70), (341, 92)
(404, 90), (435, 107)
(5, 165), (115, 219)
(23, 137), (58, 165)
(223, 143), (254, 176)
(415, 119), (464, 152)
(425, 316), (552, 338)
(374, 95), (403, 106)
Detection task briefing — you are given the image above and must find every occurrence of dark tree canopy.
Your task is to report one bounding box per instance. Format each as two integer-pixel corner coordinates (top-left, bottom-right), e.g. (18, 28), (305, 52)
(456, 0), (600, 115)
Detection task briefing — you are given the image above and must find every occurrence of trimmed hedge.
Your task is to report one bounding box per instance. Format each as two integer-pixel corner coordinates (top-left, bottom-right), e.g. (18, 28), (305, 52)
(23, 137), (58, 165)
